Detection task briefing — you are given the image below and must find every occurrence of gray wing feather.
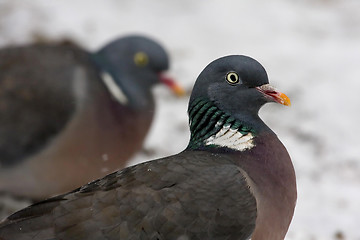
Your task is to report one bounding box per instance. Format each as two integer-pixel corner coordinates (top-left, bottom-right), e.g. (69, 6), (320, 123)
(0, 43), (93, 166)
(0, 151), (257, 240)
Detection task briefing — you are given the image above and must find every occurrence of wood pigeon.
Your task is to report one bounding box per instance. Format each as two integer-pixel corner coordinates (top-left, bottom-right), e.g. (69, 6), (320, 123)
(0, 35), (184, 199)
(0, 55), (296, 240)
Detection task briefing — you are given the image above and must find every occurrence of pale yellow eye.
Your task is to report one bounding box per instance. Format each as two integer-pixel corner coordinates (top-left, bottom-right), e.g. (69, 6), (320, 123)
(226, 72), (239, 84)
(134, 52), (149, 67)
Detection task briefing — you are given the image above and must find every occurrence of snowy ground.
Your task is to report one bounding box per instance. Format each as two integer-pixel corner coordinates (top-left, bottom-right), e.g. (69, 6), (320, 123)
(0, 0), (360, 239)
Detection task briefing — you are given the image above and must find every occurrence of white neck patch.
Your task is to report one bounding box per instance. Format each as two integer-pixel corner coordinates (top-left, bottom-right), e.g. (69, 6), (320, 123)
(101, 71), (128, 105)
(204, 123), (255, 151)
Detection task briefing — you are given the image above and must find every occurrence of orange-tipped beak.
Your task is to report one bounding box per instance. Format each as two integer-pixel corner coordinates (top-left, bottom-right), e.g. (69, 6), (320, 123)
(277, 92), (291, 106)
(256, 84), (291, 106)
(159, 74), (185, 97)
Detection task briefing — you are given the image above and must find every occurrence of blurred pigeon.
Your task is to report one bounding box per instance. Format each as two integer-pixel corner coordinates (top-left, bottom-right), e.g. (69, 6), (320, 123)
(0, 35), (184, 199)
(0, 55), (296, 240)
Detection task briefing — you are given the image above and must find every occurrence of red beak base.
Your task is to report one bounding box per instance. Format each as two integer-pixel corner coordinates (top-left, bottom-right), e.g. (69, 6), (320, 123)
(158, 73), (185, 97)
(256, 84), (291, 106)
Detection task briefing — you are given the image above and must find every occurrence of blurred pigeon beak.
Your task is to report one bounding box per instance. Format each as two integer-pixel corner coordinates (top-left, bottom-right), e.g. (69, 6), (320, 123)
(256, 84), (291, 106)
(158, 73), (185, 97)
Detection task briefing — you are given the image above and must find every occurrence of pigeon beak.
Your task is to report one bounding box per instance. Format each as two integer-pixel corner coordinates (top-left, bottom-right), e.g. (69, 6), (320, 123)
(158, 73), (185, 97)
(256, 84), (291, 106)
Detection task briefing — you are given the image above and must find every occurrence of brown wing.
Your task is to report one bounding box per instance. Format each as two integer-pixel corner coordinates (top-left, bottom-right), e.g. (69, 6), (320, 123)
(0, 44), (93, 166)
(0, 151), (257, 240)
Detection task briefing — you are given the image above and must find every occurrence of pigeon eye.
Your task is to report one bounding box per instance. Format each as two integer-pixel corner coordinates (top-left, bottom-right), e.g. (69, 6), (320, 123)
(134, 52), (149, 67)
(226, 72), (239, 85)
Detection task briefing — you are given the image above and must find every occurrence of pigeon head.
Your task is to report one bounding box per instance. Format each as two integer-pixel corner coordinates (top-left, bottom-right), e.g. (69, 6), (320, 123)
(93, 35), (183, 108)
(188, 55), (290, 150)
(190, 55), (290, 117)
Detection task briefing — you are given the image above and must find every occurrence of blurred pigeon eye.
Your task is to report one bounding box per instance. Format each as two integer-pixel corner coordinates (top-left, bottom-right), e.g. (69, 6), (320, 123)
(134, 52), (149, 67)
(226, 72), (239, 85)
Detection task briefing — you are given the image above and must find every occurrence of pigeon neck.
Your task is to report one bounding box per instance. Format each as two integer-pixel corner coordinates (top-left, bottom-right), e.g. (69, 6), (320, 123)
(187, 98), (267, 151)
(91, 54), (154, 111)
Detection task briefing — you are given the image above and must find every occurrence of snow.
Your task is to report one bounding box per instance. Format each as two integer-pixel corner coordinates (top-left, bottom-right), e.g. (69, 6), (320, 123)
(1, 0), (360, 239)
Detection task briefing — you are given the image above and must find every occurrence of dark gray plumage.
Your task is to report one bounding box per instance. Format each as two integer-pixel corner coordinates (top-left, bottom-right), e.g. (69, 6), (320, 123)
(0, 35), (183, 199)
(0, 55), (296, 240)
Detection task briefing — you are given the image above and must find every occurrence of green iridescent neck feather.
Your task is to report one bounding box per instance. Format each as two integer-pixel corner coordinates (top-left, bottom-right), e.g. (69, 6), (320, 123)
(187, 98), (256, 150)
